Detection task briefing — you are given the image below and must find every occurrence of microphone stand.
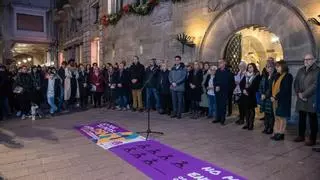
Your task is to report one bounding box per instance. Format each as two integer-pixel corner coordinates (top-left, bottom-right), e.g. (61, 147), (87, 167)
(136, 64), (164, 140)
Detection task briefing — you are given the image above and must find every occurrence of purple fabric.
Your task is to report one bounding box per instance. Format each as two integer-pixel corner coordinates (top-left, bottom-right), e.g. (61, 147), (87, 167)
(110, 140), (247, 180)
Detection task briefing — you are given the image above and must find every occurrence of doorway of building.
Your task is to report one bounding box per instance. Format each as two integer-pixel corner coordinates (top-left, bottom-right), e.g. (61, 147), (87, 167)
(224, 25), (284, 73)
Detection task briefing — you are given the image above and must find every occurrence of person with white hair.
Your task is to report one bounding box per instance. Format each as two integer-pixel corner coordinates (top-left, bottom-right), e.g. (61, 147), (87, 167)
(204, 65), (218, 120)
(234, 61), (247, 125)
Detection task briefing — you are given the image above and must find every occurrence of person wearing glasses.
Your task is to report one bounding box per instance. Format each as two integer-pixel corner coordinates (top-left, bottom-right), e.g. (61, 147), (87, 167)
(294, 54), (320, 146)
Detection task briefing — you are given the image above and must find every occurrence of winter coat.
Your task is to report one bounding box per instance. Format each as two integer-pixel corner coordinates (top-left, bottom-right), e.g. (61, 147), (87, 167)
(294, 64), (320, 113)
(169, 63), (187, 92)
(316, 72), (320, 113)
(0, 71), (10, 98)
(187, 69), (203, 101)
(116, 69), (130, 96)
(78, 70), (89, 97)
(144, 65), (159, 89)
(259, 71), (277, 114)
(158, 70), (171, 95)
(129, 62), (145, 89)
(58, 67), (66, 85)
(242, 74), (261, 109)
(90, 72), (105, 93)
(15, 72), (34, 93)
(214, 68), (233, 95)
(274, 73), (293, 117)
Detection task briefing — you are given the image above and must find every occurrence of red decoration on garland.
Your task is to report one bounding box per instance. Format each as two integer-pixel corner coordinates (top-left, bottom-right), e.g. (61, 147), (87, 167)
(123, 4), (131, 13)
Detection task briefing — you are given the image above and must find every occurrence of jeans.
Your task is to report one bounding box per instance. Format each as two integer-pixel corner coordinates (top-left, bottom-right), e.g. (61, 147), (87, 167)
(171, 91), (184, 116)
(47, 96), (57, 114)
(208, 95), (216, 117)
(146, 88), (160, 110)
(118, 95), (128, 108)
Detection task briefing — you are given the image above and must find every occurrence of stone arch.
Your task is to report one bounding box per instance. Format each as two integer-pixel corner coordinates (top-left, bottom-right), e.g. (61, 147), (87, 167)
(200, 0), (316, 62)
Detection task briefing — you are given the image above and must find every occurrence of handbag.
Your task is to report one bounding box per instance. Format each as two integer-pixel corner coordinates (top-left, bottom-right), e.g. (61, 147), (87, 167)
(13, 86), (24, 94)
(90, 84), (96, 92)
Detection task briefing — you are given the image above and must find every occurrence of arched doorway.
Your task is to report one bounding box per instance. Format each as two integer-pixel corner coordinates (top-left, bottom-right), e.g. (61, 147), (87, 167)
(224, 25), (284, 73)
(200, 0), (316, 72)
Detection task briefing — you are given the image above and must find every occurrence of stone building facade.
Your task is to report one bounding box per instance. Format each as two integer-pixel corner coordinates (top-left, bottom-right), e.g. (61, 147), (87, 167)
(57, 0), (320, 73)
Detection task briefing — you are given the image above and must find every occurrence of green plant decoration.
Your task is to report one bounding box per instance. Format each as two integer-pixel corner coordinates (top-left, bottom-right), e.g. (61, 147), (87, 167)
(176, 33), (195, 54)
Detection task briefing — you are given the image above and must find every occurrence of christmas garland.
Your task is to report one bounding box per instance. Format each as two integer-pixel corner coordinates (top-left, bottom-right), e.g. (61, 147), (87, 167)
(100, 0), (185, 27)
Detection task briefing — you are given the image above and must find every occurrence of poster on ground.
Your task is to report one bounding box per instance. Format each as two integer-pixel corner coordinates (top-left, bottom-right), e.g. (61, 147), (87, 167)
(75, 122), (145, 149)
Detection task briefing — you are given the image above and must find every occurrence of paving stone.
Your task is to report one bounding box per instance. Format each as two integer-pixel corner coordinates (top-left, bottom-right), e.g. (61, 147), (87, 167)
(0, 109), (319, 179)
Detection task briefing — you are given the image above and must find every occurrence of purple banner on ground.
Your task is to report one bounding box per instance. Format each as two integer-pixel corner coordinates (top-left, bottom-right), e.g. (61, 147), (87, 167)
(75, 122), (145, 149)
(110, 140), (246, 180)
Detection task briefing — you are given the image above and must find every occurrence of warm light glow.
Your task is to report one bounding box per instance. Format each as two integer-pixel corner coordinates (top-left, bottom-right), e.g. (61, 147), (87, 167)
(91, 38), (100, 66)
(18, 61), (21, 65)
(271, 36), (280, 43)
(51, 62), (54, 65)
(185, 19), (208, 45)
(27, 57), (32, 62)
(23, 59), (27, 63)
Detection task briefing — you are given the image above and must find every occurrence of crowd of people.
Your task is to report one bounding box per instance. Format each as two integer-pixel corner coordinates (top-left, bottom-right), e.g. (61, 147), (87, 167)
(0, 54), (319, 151)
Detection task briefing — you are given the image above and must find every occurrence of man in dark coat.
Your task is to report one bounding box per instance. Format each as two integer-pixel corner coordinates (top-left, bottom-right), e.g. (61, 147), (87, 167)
(213, 59), (233, 125)
(158, 62), (171, 115)
(294, 54), (320, 146)
(145, 59), (161, 112)
(187, 62), (203, 119)
(129, 56), (145, 111)
(313, 72), (320, 152)
(0, 65), (8, 121)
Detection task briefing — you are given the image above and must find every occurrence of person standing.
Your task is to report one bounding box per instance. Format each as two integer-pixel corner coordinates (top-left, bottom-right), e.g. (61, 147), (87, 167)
(116, 62), (130, 110)
(90, 67), (104, 108)
(145, 59), (161, 112)
(188, 62), (203, 119)
(260, 61), (277, 134)
(158, 62), (171, 115)
(44, 70), (62, 116)
(129, 56), (145, 112)
(0, 65), (8, 121)
(204, 66), (218, 119)
(14, 65), (33, 120)
(78, 64), (89, 108)
(234, 61), (247, 125)
(169, 56), (187, 119)
(227, 64), (236, 116)
(313, 71), (320, 152)
(271, 60), (293, 141)
(242, 63), (261, 130)
(213, 59), (233, 125)
(294, 54), (320, 146)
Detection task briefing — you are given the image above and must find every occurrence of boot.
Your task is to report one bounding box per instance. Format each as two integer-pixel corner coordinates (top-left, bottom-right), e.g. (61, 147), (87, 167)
(266, 128), (273, 134)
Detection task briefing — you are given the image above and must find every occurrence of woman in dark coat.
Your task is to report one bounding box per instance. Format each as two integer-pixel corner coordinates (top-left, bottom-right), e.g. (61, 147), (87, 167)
(158, 62), (171, 115)
(30, 66), (43, 106)
(260, 62), (277, 134)
(116, 62), (130, 110)
(271, 60), (293, 141)
(78, 64), (89, 108)
(242, 63), (261, 130)
(104, 65), (118, 109)
(89, 68), (104, 108)
(188, 62), (203, 119)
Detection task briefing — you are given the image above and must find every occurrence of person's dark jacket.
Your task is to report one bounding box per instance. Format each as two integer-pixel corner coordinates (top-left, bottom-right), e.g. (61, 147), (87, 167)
(187, 69), (203, 101)
(0, 71), (8, 98)
(15, 72), (34, 93)
(129, 62), (145, 89)
(274, 73), (293, 117)
(259, 70), (277, 114)
(116, 69), (130, 96)
(58, 67), (66, 85)
(243, 74), (261, 109)
(78, 70), (89, 96)
(144, 65), (159, 89)
(214, 68), (233, 95)
(158, 69), (171, 95)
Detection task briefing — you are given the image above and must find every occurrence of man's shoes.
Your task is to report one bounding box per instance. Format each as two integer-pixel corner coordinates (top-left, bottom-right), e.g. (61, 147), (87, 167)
(242, 125), (248, 129)
(305, 140), (316, 146)
(273, 134), (285, 141)
(220, 122), (225, 126)
(262, 129), (268, 134)
(177, 115), (181, 119)
(171, 114), (177, 118)
(139, 109), (144, 112)
(266, 129), (273, 134)
(294, 136), (305, 142)
(235, 120), (244, 125)
(131, 108), (136, 112)
(212, 120), (220, 124)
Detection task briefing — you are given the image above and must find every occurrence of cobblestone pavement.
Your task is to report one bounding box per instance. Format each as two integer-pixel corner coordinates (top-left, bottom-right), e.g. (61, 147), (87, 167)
(0, 108), (320, 180)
